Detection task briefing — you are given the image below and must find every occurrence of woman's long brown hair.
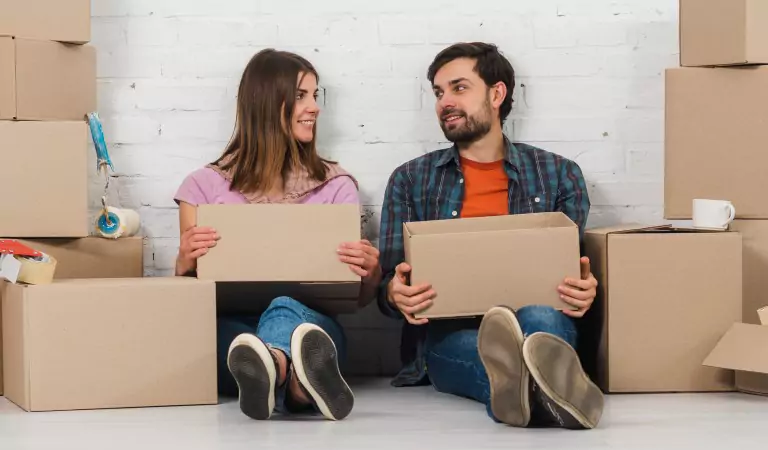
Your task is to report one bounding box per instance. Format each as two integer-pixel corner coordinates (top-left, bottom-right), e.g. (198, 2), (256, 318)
(214, 49), (330, 195)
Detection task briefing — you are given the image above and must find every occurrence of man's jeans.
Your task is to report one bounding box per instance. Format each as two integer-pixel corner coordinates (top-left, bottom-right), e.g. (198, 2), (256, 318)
(425, 305), (578, 418)
(217, 296), (346, 411)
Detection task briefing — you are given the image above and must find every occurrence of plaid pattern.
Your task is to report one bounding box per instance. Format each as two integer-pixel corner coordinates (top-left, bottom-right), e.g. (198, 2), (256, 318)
(376, 137), (591, 387)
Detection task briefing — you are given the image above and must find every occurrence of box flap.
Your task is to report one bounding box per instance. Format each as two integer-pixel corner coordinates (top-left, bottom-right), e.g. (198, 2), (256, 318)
(405, 212), (575, 236)
(759, 306), (768, 325)
(585, 224), (670, 236)
(703, 323), (768, 374)
(0, 36), (15, 119)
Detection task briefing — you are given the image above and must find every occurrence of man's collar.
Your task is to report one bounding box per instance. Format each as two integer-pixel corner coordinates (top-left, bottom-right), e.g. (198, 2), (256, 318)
(435, 136), (521, 173)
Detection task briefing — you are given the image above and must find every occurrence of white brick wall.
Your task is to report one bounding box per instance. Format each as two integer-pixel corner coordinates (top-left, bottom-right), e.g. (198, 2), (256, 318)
(92, 0), (675, 302)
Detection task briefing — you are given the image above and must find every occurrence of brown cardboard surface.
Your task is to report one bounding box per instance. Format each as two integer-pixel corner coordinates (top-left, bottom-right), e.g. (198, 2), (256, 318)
(0, 0), (90, 43)
(406, 212), (580, 319)
(0, 37), (96, 121)
(196, 204), (361, 314)
(0, 121), (89, 237)
(680, 0), (768, 67)
(15, 237), (144, 279)
(585, 226), (742, 393)
(1, 277), (217, 411)
(704, 320), (768, 396)
(665, 67), (768, 219)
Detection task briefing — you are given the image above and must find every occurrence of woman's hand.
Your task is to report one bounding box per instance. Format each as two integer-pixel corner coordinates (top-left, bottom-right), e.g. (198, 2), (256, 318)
(176, 226), (219, 276)
(337, 239), (381, 285)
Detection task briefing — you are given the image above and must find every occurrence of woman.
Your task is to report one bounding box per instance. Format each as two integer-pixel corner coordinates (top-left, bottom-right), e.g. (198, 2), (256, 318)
(173, 49), (381, 421)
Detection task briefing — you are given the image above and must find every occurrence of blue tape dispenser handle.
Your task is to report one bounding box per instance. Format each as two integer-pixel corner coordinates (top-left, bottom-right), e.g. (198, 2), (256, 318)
(87, 112), (114, 173)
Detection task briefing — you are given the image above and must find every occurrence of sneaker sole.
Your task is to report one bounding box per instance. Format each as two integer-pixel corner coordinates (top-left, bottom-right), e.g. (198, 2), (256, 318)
(291, 324), (354, 421)
(522, 332), (604, 430)
(477, 306), (530, 427)
(227, 334), (276, 420)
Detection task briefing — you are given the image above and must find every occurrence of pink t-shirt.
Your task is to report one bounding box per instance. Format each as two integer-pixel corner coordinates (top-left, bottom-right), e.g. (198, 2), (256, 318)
(174, 167), (360, 206)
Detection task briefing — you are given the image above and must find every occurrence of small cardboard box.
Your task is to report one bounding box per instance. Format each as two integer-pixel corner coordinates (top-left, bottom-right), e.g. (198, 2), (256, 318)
(585, 225), (742, 393)
(0, 37), (96, 121)
(1, 277), (217, 411)
(680, 0), (768, 67)
(704, 311), (768, 397)
(196, 204), (362, 313)
(0, 0), (90, 44)
(405, 212), (580, 319)
(0, 121), (89, 238)
(0, 237), (144, 396)
(664, 67), (768, 219)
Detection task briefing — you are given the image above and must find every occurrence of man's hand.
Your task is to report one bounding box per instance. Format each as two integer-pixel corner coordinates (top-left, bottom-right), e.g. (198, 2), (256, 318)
(387, 263), (435, 325)
(558, 256), (598, 318)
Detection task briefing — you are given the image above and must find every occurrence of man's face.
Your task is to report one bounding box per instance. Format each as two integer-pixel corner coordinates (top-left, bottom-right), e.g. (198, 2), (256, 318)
(432, 57), (494, 145)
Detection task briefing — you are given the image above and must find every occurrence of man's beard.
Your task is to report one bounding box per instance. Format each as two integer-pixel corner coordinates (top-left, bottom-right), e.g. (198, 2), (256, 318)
(439, 99), (493, 145)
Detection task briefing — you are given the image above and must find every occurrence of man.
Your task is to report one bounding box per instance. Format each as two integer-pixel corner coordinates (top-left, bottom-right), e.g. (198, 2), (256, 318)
(377, 42), (604, 430)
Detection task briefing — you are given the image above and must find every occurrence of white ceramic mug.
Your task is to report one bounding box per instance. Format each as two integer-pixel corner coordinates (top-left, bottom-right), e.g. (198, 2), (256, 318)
(692, 199), (736, 230)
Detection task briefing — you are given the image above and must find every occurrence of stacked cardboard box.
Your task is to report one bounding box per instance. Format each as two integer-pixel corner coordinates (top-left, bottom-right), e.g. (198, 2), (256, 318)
(664, 0), (768, 395)
(0, 2), (218, 410)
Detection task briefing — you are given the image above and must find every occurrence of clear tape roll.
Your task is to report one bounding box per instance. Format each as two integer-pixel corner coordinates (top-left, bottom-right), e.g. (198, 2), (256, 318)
(95, 207), (141, 239)
(17, 253), (57, 285)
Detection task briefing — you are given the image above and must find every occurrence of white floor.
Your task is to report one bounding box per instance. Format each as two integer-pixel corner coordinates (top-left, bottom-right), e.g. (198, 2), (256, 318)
(0, 379), (766, 450)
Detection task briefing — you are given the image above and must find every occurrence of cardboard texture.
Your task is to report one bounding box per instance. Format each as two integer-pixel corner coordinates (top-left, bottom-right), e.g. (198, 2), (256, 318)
(0, 0), (90, 43)
(0, 37), (96, 121)
(15, 237), (144, 279)
(196, 204), (361, 313)
(713, 220), (768, 395)
(680, 0), (768, 67)
(585, 226), (742, 393)
(0, 237), (143, 396)
(665, 67), (768, 219)
(405, 212), (580, 319)
(1, 277), (217, 411)
(0, 121), (89, 237)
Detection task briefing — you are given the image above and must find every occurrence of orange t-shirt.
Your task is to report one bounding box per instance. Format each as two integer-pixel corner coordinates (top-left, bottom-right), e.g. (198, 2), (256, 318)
(460, 157), (508, 218)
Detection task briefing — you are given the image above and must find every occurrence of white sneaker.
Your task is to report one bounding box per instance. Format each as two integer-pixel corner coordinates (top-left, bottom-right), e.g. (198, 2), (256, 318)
(227, 333), (277, 420)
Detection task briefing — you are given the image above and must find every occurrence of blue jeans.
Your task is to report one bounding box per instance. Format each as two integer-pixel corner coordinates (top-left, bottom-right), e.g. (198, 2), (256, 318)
(425, 305), (577, 419)
(217, 296), (346, 411)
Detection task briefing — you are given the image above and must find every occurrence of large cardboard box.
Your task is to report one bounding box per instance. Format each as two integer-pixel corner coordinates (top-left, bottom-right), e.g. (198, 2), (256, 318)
(196, 204), (362, 314)
(680, 0), (768, 67)
(1, 277), (217, 411)
(665, 67), (768, 219)
(718, 220), (768, 395)
(0, 237), (144, 396)
(405, 212), (580, 319)
(0, 121), (89, 237)
(0, 37), (96, 121)
(584, 225), (742, 393)
(0, 0), (90, 44)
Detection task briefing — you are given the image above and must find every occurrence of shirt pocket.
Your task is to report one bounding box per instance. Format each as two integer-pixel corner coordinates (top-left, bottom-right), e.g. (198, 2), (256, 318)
(514, 190), (553, 214)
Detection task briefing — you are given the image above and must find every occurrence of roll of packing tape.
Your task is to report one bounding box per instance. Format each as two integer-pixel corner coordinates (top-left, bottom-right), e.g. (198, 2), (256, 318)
(17, 253), (57, 285)
(95, 207), (141, 239)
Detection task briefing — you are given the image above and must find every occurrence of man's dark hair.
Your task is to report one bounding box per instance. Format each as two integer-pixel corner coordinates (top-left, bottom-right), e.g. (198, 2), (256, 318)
(427, 42), (515, 125)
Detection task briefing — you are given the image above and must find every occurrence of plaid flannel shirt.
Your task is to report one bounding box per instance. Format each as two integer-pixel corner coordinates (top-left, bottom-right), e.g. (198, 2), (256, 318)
(377, 137), (591, 387)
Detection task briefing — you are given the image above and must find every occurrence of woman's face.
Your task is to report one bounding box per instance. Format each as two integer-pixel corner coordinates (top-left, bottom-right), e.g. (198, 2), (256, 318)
(291, 72), (320, 144)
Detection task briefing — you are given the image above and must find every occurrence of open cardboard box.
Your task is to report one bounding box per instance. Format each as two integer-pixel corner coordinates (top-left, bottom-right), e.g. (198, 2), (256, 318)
(704, 307), (768, 396)
(405, 212), (581, 319)
(196, 204), (362, 315)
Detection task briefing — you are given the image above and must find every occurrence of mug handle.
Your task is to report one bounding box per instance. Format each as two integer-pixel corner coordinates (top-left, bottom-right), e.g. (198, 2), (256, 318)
(723, 203), (736, 227)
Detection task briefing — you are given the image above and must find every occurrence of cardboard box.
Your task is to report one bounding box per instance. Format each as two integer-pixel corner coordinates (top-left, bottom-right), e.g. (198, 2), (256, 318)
(584, 225), (742, 393)
(1, 277), (217, 411)
(0, 237), (144, 396)
(680, 0), (768, 67)
(15, 237), (144, 279)
(405, 212), (580, 319)
(0, 37), (96, 121)
(704, 313), (768, 397)
(665, 67), (768, 219)
(0, 121), (89, 237)
(196, 204), (362, 313)
(0, 0), (90, 44)
(720, 220), (768, 395)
